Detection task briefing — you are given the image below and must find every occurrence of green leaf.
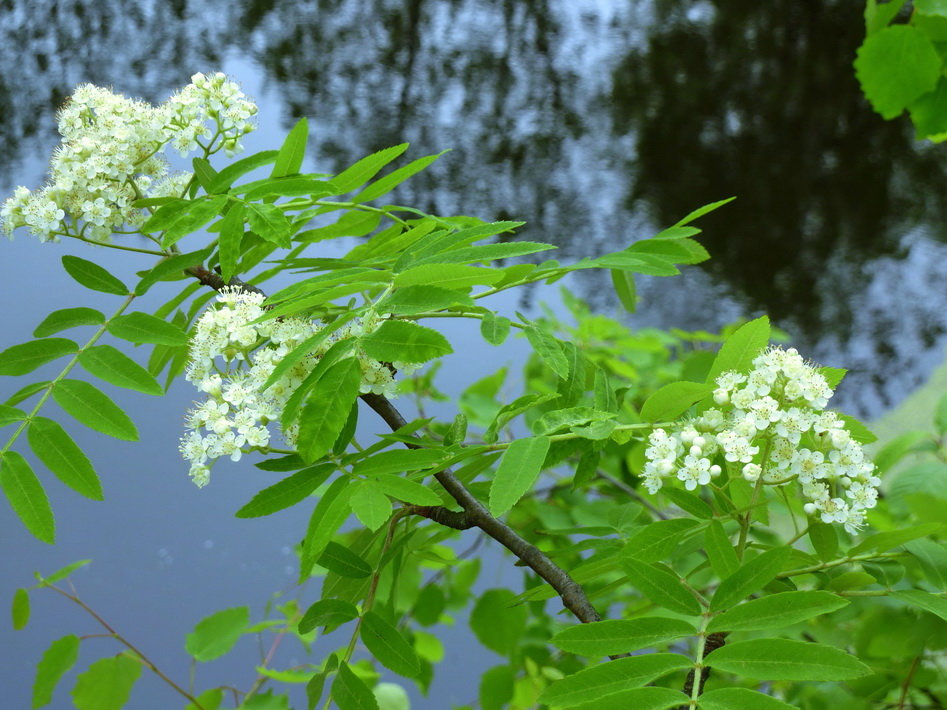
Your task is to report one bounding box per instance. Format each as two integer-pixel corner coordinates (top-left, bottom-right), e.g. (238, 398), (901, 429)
(848, 522), (945, 555)
(186, 689), (224, 710)
(217, 202), (246, 282)
(470, 589), (528, 656)
(623, 519), (700, 564)
(673, 197), (736, 226)
(704, 638), (871, 680)
(538, 654), (692, 707)
(707, 591), (848, 633)
(808, 522), (838, 561)
(296, 358), (363, 463)
(260, 313), (357, 392)
(533, 407), (615, 436)
(480, 312), (511, 345)
(865, 0), (909, 34)
(52, 379), (139, 441)
(355, 150), (448, 203)
(640, 381), (713, 422)
(333, 144), (410, 194)
(331, 662), (380, 710)
(524, 325), (570, 379)
(185, 606), (249, 662)
(394, 263), (503, 290)
(488, 436), (550, 517)
(0, 451), (54, 543)
(551, 617), (695, 656)
(78, 345), (163, 396)
(5, 381), (51, 407)
(711, 547), (791, 611)
(909, 76), (947, 139)
(594, 251), (680, 276)
(319, 541), (372, 579)
(300, 477), (354, 579)
(271, 117), (309, 177)
(61, 256), (129, 295)
(360, 611), (422, 677)
(38, 559), (92, 585)
(134, 247), (214, 296)
(611, 269), (637, 312)
(905, 538), (947, 587)
(0, 338), (77, 376)
(621, 558), (701, 616)
(855, 25), (941, 119)
(480, 665), (514, 710)
(70, 655), (141, 710)
(360, 320), (452, 364)
(352, 448), (446, 476)
(0, 403), (26, 427)
(32, 634), (80, 708)
(571, 688), (689, 710)
(704, 521), (740, 579)
(33, 308), (105, 337)
(11, 588), (29, 630)
(892, 589), (947, 622)
(235, 464), (334, 518)
(412, 241), (555, 267)
(108, 312), (188, 346)
(485, 392), (559, 443)
(210, 150), (279, 192)
(299, 599), (360, 633)
(191, 157), (218, 193)
(27, 417), (102, 500)
(699, 688), (798, 710)
(705, 315), (771, 384)
(376, 285), (475, 315)
(247, 203), (293, 248)
(370, 474), (441, 505)
(350, 483), (392, 531)
(154, 196), (229, 248)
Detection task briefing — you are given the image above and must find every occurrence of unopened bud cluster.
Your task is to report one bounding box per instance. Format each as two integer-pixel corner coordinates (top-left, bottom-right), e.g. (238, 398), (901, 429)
(643, 346), (879, 533)
(181, 288), (415, 487)
(1, 73), (257, 243)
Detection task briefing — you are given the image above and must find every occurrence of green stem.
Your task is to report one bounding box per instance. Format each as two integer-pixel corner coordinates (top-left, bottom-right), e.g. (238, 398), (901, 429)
(778, 551), (905, 578)
(310, 200), (409, 226)
(1, 292), (137, 457)
(62, 233), (169, 256)
(688, 613), (712, 707)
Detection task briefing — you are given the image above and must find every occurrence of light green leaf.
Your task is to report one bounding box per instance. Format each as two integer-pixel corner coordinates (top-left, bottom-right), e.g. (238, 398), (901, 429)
(355, 150), (448, 203)
(108, 312), (188, 346)
(485, 392), (559, 443)
(848, 522), (945, 555)
(412, 241), (555, 267)
(524, 325), (570, 379)
(360, 320), (453, 364)
(38, 559), (92, 585)
(185, 689), (224, 710)
(855, 25), (941, 119)
(352, 449), (446, 476)
(134, 247), (213, 296)
(704, 521), (740, 579)
(704, 638), (871, 680)
(376, 285), (475, 315)
(34, 308), (105, 337)
(370, 474), (441, 506)
(705, 315), (770, 384)
(593, 251), (680, 276)
(470, 589), (528, 656)
(611, 269), (637, 313)
(361, 611), (422, 678)
(673, 197), (736, 227)
(235, 464), (334, 518)
(0, 338), (77, 376)
(621, 558), (701, 616)
(892, 589), (947, 622)
(640, 381), (713, 422)
(533, 407), (616, 436)
(707, 591), (849, 633)
(333, 144), (409, 194)
(260, 313), (357, 392)
(296, 357), (362, 463)
(78, 345), (163, 396)
(480, 665), (514, 710)
(300, 477), (354, 579)
(572, 687), (689, 710)
(155, 195), (229, 248)
(551, 617), (695, 656)
(52, 379), (139, 441)
(271, 117), (309, 178)
(185, 606), (249, 662)
(27, 417), (102, 500)
(699, 688), (798, 710)
(0, 403), (26, 427)
(209, 150), (279, 192)
(711, 547), (791, 611)
(191, 157), (218, 193)
(6, 381), (51, 407)
(298, 598), (360, 634)
(318, 541), (373, 579)
(331, 662), (380, 710)
(350, 483), (392, 531)
(247, 203), (293, 248)
(538, 654), (691, 707)
(61, 255), (129, 295)
(12, 588), (29, 630)
(905, 538), (947, 588)
(480, 312), (511, 345)
(217, 202), (246, 282)
(70, 655), (141, 710)
(488, 436), (550, 517)
(394, 263), (503, 290)
(623, 519), (700, 564)
(0, 451), (54, 544)
(32, 634), (80, 708)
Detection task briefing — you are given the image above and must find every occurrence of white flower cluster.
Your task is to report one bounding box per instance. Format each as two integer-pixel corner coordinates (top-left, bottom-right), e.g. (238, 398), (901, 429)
(643, 346), (880, 533)
(1, 73), (257, 243)
(181, 288), (414, 487)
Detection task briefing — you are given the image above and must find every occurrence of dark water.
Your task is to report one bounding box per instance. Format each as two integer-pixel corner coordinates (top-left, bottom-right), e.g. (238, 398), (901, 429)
(2, 1), (946, 708)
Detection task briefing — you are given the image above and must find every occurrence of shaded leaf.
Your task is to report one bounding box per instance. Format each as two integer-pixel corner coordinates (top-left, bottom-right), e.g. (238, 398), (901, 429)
(299, 599), (359, 634)
(331, 662), (380, 710)
(552, 617), (695, 656)
(699, 688), (797, 710)
(11, 588), (29, 630)
(319, 541), (372, 579)
(361, 611), (422, 677)
(711, 547), (791, 611)
(235, 464), (334, 518)
(707, 591), (848, 633)
(622, 558), (702, 616)
(488, 436), (551, 517)
(704, 638), (871, 680)
(538, 654), (691, 707)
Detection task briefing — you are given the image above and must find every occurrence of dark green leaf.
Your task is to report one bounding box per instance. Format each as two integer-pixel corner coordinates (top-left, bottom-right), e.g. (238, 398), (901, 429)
(699, 688), (797, 710)
(32, 634), (80, 708)
(571, 687), (689, 710)
(349, 483), (392, 531)
(134, 247), (213, 296)
(331, 662), (379, 710)
(319, 542), (372, 579)
(191, 157), (218, 193)
(360, 611), (422, 677)
(370, 474), (441, 506)
(235, 464), (334, 518)
(360, 320), (452, 364)
(704, 638), (871, 680)
(247, 203), (293, 248)
(611, 269), (637, 312)
(333, 144), (409, 194)
(622, 558), (701, 616)
(551, 617), (695, 656)
(488, 436), (551, 517)
(185, 606), (249, 662)
(217, 202), (246, 282)
(209, 150), (279, 192)
(704, 521), (740, 579)
(623, 519), (700, 564)
(524, 325), (570, 379)
(892, 589), (947, 622)
(538, 654), (692, 707)
(61, 256), (128, 295)
(78, 345), (163, 395)
(52, 379), (138, 441)
(377, 286), (475, 315)
(300, 477), (354, 579)
(707, 591), (848, 633)
(355, 150), (448, 202)
(108, 312), (188, 346)
(711, 547), (791, 611)
(11, 588), (29, 630)
(299, 599), (359, 634)
(808, 522), (838, 562)
(154, 196), (229, 248)
(0, 338), (77, 376)
(34, 308), (105, 337)
(479, 665), (514, 710)
(70, 655), (141, 710)
(351, 448), (446, 477)
(297, 358), (363, 463)
(905, 538), (947, 587)
(28, 417), (102, 500)
(470, 589), (528, 656)
(0, 451), (54, 543)
(271, 117), (309, 178)
(0, 403), (26, 427)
